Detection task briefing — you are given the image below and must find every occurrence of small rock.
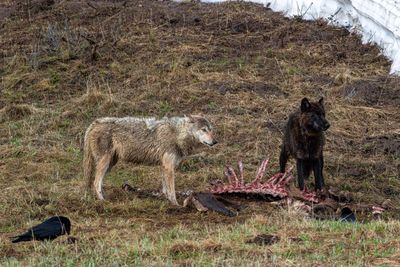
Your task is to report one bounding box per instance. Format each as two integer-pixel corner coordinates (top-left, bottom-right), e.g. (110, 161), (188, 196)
(339, 207), (356, 223)
(65, 236), (78, 244)
(246, 234), (280, 246)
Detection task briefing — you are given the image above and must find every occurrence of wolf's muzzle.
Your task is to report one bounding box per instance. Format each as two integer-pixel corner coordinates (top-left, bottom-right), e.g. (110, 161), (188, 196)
(205, 140), (218, 146)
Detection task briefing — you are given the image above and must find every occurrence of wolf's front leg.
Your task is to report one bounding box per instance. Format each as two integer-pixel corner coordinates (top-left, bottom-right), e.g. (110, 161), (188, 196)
(313, 156), (324, 190)
(296, 159), (305, 191)
(161, 153), (180, 206)
(279, 145), (289, 173)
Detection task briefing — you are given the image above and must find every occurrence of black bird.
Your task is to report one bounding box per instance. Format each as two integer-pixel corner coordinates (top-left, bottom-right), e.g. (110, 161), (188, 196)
(339, 207), (356, 223)
(12, 216), (71, 243)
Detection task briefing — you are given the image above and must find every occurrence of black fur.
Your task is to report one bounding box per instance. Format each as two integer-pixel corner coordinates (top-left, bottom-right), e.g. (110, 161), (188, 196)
(12, 216), (71, 243)
(279, 97), (330, 191)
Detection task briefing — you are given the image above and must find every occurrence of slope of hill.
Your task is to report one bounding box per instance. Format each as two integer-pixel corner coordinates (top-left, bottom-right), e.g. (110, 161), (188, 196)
(1, 0), (399, 265)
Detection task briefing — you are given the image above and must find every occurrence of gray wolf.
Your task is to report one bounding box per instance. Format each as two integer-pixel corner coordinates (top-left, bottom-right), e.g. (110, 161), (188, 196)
(83, 115), (217, 205)
(279, 97), (330, 191)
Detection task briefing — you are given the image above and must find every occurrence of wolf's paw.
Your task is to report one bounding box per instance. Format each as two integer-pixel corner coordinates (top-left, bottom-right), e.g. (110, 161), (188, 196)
(170, 200), (181, 207)
(96, 192), (105, 201)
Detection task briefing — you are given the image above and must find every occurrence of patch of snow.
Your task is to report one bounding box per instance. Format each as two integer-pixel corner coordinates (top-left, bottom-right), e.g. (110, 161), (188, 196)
(201, 0), (400, 75)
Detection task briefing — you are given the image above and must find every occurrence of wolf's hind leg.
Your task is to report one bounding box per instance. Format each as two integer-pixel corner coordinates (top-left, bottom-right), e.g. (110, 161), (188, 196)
(161, 172), (167, 196)
(94, 152), (112, 200)
(161, 153), (179, 206)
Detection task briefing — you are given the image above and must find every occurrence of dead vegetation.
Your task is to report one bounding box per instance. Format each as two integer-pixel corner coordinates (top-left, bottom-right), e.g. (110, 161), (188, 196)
(0, 0), (399, 265)
(0, 104), (39, 121)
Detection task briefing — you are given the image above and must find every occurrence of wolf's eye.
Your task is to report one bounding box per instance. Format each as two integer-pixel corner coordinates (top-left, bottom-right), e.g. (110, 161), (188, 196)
(202, 128), (207, 132)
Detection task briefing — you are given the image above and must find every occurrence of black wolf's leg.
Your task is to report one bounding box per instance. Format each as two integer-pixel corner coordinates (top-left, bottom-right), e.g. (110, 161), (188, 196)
(303, 160), (312, 179)
(313, 156), (324, 190)
(296, 159), (305, 190)
(279, 146), (289, 173)
(320, 155), (325, 188)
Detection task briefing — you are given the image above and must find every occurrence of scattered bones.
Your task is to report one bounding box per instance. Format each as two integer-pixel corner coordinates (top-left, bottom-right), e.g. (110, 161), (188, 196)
(122, 157), (387, 218)
(210, 158), (320, 203)
(122, 182), (241, 216)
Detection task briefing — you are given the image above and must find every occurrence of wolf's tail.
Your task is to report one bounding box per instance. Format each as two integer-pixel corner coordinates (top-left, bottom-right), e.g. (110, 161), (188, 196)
(83, 124), (95, 191)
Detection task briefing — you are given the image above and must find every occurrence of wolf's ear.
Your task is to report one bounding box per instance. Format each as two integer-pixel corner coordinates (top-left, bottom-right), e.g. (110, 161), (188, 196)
(318, 97), (324, 105)
(301, 97), (311, 112)
(184, 114), (195, 123)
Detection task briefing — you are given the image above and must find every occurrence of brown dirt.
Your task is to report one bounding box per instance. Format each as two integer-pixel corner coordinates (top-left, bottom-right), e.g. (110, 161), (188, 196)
(341, 76), (400, 106)
(206, 80), (288, 98)
(364, 132), (400, 156)
(0, 104), (37, 121)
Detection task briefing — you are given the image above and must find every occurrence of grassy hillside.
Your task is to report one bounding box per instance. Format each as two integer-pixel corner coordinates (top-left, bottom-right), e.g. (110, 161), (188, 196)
(1, 0), (399, 265)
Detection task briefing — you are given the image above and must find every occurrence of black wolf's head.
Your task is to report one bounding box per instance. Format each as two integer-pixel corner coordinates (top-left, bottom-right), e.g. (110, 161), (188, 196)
(299, 97), (330, 134)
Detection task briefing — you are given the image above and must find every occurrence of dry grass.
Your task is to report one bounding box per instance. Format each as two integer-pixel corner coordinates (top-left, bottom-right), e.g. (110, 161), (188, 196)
(1, 0), (399, 265)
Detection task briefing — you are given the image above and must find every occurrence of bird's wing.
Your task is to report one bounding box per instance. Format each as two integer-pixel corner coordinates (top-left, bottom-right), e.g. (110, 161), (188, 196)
(29, 220), (66, 239)
(11, 231), (33, 243)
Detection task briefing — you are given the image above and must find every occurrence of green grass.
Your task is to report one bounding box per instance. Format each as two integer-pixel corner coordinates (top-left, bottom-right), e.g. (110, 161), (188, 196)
(2, 215), (400, 266)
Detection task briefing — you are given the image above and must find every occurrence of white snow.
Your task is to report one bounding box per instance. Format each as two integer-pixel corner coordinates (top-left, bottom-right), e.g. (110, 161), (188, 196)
(200, 0), (400, 75)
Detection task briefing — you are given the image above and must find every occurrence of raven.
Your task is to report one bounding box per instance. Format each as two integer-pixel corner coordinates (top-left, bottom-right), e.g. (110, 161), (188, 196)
(12, 216), (71, 243)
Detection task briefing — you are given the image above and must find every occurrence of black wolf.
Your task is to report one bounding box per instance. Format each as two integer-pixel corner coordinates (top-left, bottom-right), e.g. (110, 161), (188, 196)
(279, 97), (330, 191)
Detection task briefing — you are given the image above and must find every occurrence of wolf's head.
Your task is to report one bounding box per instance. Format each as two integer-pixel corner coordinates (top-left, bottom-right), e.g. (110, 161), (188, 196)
(300, 97), (330, 134)
(186, 115), (218, 146)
